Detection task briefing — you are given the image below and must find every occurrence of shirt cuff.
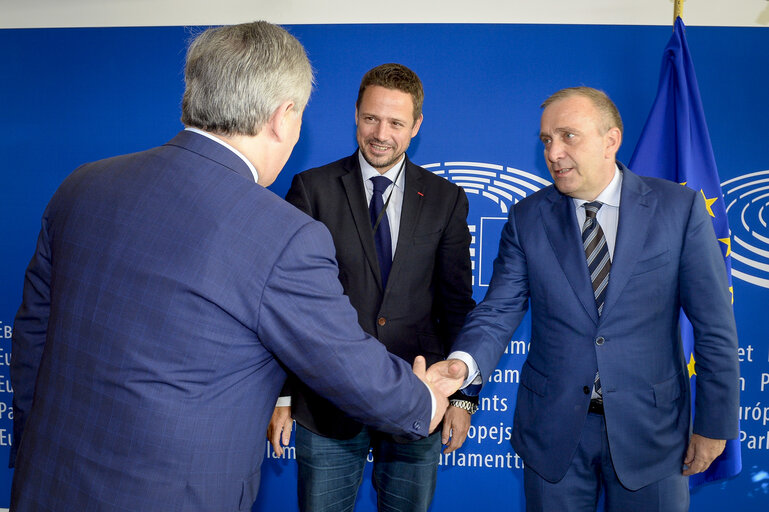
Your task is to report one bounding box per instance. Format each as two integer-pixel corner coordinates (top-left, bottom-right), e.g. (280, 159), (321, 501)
(425, 382), (437, 422)
(276, 396), (291, 407)
(447, 351), (482, 388)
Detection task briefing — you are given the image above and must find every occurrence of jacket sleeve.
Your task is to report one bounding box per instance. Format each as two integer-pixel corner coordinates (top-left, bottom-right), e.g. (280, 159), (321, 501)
(10, 209), (54, 467)
(451, 205), (530, 387)
(256, 220), (433, 439)
(679, 191), (740, 439)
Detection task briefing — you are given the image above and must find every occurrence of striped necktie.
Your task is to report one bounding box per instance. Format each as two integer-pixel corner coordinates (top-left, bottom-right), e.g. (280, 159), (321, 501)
(582, 201), (611, 315)
(582, 201), (610, 402)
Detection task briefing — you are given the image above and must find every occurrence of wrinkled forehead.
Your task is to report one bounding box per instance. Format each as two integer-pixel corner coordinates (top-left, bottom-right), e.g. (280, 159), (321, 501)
(541, 96), (603, 132)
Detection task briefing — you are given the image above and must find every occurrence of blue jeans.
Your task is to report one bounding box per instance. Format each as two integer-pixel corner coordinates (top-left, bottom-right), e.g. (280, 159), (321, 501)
(295, 424), (441, 512)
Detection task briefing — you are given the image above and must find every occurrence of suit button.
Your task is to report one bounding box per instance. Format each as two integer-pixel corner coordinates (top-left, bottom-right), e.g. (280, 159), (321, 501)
(595, 336), (605, 346)
(378, 317), (386, 326)
(583, 386), (590, 394)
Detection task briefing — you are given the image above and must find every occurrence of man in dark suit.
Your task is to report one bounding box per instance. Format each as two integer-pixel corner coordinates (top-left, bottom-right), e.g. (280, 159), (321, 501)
(429, 87), (739, 511)
(9, 23), (453, 512)
(267, 63), (476, 512)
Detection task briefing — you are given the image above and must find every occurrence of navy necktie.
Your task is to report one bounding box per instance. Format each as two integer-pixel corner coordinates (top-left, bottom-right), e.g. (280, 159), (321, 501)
(370, 176), (393, 288)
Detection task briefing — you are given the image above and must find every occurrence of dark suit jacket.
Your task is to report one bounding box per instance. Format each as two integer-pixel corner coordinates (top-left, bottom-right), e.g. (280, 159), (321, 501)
(452, 164), (739, 490)
(285, 152), (475, 439)
(9, 131), (432, 511)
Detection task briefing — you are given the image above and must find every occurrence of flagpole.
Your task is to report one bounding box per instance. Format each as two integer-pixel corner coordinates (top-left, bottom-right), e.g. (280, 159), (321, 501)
(674, 0), (684, 24)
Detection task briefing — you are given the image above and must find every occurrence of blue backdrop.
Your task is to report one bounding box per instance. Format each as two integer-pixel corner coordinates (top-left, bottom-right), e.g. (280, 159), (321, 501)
(2, 23), (768, 510)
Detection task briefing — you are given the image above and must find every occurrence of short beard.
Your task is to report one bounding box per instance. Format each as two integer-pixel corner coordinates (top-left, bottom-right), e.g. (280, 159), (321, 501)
(360, 144), (404, 172)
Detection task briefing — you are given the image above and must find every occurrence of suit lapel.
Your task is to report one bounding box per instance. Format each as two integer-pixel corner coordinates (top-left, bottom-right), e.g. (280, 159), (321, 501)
(389, 159), (424, 289)
(600, 167), (655, 319)
(340, 154), (384, 290)
(540, 189), (599, 323)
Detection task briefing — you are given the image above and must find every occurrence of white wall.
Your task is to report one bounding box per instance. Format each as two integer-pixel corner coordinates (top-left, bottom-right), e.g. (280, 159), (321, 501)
(2, 0), (768, 28)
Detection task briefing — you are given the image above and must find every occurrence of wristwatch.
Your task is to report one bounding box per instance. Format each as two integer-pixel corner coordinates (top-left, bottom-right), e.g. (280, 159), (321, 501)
(449, 399), (479, 415)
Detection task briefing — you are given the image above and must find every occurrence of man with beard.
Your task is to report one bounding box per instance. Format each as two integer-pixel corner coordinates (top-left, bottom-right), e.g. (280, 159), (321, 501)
(268, 63), (476, 512)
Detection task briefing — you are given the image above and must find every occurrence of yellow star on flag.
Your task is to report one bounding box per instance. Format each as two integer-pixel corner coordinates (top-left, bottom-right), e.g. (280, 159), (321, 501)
(718, 236), (731, 257)
(700, 189), (717, 218)
(687, 353), (697, 378)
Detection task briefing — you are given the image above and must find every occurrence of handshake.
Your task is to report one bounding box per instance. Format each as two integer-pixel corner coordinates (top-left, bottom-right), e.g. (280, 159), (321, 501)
(412, 356), (469, 433)
(269, 356), (473, 457)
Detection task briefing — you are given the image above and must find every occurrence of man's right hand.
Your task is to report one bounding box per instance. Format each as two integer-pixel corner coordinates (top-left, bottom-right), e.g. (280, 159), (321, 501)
(267, 406), (293, 457)
(426, 359), (469, 397)
(413, 356), (449, 433)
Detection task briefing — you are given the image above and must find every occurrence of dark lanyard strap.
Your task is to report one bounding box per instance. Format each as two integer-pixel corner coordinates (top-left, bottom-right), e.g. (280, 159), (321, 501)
(372, 158), (406, 235)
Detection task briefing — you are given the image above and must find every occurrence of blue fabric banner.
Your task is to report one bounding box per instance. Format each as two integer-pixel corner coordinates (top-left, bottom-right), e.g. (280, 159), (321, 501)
(2, 22), (768, 511)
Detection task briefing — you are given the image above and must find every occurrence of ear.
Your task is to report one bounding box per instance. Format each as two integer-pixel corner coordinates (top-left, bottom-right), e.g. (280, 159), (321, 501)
(267, 100), (297, 142)
(410, 113), (424, 138)
(604, 126), (622, 158)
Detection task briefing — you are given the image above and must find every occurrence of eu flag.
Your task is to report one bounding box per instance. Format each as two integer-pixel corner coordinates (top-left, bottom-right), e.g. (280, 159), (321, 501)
(629, 17), (740, 487)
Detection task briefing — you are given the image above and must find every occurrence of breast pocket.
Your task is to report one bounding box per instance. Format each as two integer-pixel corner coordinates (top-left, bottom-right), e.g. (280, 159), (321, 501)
(631, 250), (670, 276)
(412, 229), (442, 246)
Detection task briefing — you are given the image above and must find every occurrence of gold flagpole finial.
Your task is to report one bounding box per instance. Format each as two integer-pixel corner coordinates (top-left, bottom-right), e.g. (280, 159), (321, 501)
(674, 0), (685, 24)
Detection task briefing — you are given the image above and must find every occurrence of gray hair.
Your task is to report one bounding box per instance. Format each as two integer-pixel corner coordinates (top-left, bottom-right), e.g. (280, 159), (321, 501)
(181, 21), (314, 136)
(541, 86), (623, 135)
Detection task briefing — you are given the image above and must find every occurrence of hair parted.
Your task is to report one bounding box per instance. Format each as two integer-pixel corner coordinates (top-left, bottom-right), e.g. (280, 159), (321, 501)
(541, 86), (623, 135)
(356, 63), (424, 121)
(181, 21), (314, 137)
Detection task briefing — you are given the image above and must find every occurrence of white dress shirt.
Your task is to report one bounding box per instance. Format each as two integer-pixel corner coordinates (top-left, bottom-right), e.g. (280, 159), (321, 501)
(359, 151), (407, 257)
(573, 164), (622, 260)
(184, 127), (260, 183)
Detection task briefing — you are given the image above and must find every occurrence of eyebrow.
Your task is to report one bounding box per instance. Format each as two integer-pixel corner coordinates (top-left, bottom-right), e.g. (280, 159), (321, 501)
(360, 112), (409, 125)
(540, 127), (579, 138)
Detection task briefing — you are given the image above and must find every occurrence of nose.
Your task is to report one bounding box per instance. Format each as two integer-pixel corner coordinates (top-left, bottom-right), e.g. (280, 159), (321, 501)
(545, 140), (564, 163)
(373, 121), (389, 141)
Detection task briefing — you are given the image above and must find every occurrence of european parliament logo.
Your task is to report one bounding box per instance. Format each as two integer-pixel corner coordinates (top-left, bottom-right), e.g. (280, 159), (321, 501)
(422, 161), (551, 288)
(723, 169), (769, 289)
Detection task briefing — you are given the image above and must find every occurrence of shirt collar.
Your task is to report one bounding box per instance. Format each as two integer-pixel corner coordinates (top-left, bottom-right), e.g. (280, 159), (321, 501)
(358, 150), (406, 189)
(573, 164), (623, 209)
(184, 127), (260, 183)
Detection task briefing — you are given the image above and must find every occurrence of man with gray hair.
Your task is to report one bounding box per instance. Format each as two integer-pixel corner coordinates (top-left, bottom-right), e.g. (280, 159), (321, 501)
(10, 22), (451, 512)
(430, 86), (739, 511)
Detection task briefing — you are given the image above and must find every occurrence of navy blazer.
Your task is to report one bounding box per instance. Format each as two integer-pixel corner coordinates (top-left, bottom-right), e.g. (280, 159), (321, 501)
(452, 164), (739, 490)
(10, 131), (432, 511)
(284, 152), (475, 439)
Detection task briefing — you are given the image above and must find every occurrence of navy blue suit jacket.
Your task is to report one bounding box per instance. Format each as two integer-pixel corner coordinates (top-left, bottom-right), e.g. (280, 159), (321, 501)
(452, 164), (739, 490)
(10, 131), (432, 511)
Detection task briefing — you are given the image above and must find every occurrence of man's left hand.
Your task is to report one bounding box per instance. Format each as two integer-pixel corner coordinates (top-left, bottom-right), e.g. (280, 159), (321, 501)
(441, 405), (471, 454)
(682, 433), (726, 476)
